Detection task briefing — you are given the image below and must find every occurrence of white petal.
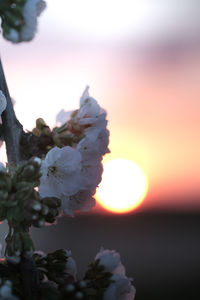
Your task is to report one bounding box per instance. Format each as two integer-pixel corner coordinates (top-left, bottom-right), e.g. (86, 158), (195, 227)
(56, 109), (73, 125)
(80, 85), (90, 106)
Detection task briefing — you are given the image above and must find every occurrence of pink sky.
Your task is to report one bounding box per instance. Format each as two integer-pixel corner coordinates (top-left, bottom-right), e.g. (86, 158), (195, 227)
(0, 1), (200, 211)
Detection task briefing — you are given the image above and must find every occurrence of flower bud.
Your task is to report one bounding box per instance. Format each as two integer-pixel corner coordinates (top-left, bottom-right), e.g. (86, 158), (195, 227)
(32, 157), (41, 166)
(32, 202), (42, 211)
(32, 214), (38, 220)
(36, 118), (46, 130)
(7, 255), (20, 264)
(32, 128), (40, 136)
(37, 219), (45, 227)
(41, 205), (49, 215)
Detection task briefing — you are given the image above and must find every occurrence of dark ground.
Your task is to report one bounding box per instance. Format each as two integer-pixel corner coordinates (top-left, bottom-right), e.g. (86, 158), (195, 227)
(1, 212), (199, 299)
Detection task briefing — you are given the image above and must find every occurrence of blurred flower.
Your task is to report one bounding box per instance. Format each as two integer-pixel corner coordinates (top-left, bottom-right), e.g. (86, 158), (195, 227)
(4, 0), (46, 43)
(95, 248), (136, 300)
(103, 274), (136, 300)
(0, 280), (18, 300)
(95, 248), (125, 275)
(65, 256), (77, 280)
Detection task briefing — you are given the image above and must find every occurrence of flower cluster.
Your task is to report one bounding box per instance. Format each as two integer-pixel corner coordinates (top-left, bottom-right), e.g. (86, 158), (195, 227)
(95, 248), (136, 300)
(0, 0), (136, 295)
(83, 248), (135, 299)
(0, 157), (61, 262)
(38, 87), (110, 216)
(0, 0), (46, 43)
(34, 249), (77, 285)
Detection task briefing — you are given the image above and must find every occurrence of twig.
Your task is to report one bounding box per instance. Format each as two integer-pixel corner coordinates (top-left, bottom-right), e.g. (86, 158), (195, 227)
(0, 57), (23, 163)
(0, 56), (40, 299)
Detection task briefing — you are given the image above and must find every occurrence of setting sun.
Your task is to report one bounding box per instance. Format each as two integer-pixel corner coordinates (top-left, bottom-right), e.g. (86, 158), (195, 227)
(96, 159), (148, 214)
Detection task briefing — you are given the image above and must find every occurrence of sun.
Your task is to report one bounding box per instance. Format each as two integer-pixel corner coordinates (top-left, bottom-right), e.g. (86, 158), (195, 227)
(96, 159), (148, 214)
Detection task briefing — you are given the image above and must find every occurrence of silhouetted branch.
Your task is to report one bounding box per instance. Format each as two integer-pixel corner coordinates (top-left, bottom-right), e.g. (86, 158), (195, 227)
(0, 57), (23, 163)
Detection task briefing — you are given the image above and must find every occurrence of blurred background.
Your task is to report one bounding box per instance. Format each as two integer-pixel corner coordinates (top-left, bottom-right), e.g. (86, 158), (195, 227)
(0, 0), (200, 299)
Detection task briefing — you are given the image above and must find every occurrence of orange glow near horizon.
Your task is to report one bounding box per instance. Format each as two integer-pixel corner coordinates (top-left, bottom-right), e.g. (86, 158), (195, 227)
(1, 1), (200, 211)
(96, 159), (148, 214)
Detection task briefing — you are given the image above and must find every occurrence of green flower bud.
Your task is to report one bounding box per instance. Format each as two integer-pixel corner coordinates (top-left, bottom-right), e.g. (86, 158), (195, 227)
(36, 118), (47, 130)
(32, 202), (42, 212)
(41, 204), (49, 215)
(32, 214), (38, 220)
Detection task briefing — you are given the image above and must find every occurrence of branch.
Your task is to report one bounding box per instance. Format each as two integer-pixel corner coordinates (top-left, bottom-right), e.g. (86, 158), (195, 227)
(0, 57), (41, 298)
(0, 56), (23, 163)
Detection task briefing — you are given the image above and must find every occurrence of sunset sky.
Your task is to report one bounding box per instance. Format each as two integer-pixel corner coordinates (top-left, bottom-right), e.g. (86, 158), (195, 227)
(0, 0), (200, 212)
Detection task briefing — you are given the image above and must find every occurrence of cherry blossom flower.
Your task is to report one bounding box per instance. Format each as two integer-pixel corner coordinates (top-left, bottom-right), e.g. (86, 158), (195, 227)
(41, 88), (110, 216)
(56, 87), (109, 139)
(56, 109), (73, 126)
(39, 146), (82, 199)
(65, 251), (77, 280)
(95, 248), (125, 275)
(77, 129), (110, 161)
(95, 248), (136, 300)
(61, 189), (96, 217)
(103, 274), (136, 300)
(38, 145), (98, 216)
(77, 86), (107, 128)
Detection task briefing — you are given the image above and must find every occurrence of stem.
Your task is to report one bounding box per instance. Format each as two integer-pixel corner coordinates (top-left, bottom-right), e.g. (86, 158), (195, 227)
(0, 57), (40, 298)
(20, 256), (40, 300)
(0, 56), (23, 164)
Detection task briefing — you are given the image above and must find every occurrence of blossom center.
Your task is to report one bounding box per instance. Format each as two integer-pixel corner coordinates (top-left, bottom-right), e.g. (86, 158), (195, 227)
(47, 164), (59, 177)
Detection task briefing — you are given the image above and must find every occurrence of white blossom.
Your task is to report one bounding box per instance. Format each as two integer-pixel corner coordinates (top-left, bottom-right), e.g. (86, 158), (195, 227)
(103, 274), (136, 300)
(43, 88), (109, 216)
(79, 161), (103, 191)
(55, 86), (109, 137)
(0, 91), (7, 115)
(65, 256), (77, 280)
(39, 146), (82, 199)
(56, 109), (73, 126)
(5, 0), (46, 43)
(95, 248), (125, 275)
(61, 189), (96, 217)
(78, 86), (107, 128)
(77, 129), (109, 162)
(38, 146), (96, 216)
(95, 248), (136, 300)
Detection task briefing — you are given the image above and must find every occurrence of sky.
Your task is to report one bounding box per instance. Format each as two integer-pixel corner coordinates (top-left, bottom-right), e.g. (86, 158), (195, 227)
(0, 0), (200, 212)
